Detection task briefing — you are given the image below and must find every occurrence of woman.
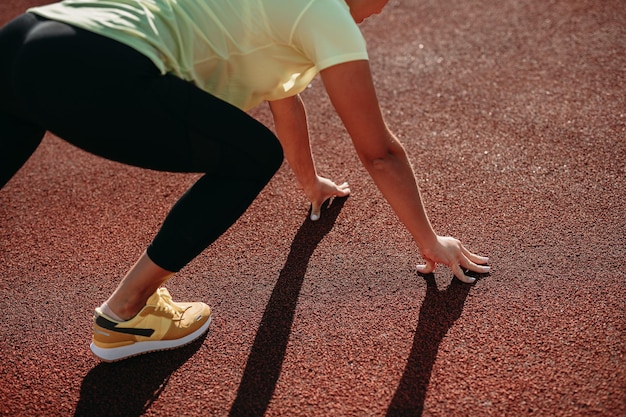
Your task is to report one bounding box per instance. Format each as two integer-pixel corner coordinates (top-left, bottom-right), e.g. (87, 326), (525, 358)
(0, 0), (489, 362)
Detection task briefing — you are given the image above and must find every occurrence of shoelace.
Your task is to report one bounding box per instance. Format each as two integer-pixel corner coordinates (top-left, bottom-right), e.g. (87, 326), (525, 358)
(155, 289), (190, 321)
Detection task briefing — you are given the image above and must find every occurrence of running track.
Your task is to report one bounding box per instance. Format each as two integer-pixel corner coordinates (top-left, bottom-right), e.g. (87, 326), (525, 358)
(1, 0), (624, 416)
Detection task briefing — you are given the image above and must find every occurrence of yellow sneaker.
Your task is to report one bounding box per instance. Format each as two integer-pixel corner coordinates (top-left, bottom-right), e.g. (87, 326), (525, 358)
(90, 287), (211, 362)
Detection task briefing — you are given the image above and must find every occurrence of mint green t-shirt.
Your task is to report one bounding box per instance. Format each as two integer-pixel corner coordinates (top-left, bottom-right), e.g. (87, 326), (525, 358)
(29, 0), (369, 111)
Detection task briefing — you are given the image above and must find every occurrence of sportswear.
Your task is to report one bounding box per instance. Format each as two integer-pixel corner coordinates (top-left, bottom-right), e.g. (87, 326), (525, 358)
(90, 287), (212, 361)
(29, 0), (369, 111)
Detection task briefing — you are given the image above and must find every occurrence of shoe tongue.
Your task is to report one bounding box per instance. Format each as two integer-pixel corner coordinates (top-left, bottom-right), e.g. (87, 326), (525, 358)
(146, 290), (163, 305)
(157, 287), (171, 297)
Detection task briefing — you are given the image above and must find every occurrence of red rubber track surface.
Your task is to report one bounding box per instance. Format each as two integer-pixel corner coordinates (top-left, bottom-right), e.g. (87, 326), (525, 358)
(1, 1), (624, 416)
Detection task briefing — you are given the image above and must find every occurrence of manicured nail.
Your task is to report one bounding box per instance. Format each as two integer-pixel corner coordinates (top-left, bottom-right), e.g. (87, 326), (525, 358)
(311, 214), (319, 221)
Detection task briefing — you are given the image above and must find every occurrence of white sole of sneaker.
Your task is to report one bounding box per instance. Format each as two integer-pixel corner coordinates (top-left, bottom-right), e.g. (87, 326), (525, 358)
(90, 316), (212, 362)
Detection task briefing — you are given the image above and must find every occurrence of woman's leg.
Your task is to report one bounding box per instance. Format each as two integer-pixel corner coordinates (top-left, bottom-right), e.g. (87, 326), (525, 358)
(100, 79), (284, 319)
(7, 16), (283, 356)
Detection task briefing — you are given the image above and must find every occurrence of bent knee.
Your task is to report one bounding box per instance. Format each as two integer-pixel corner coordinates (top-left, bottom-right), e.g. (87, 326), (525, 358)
(241, 130), (283, 183)
(261, 131), (284, 174)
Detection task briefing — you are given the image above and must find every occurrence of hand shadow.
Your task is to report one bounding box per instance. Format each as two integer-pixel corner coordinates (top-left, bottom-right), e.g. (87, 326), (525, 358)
(386, 271), (487, 417)
(74, 331), (208, 417)
(228, 196), (347, 417)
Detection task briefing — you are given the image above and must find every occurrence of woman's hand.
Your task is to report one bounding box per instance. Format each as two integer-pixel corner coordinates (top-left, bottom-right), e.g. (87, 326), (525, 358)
(417, 236), (490, 283)
(269, 96), (349, 222)
(304, 175), (351, 221)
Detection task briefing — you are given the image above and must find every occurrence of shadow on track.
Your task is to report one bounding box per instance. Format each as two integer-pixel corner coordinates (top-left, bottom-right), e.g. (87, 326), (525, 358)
(229, 197), (347, 417)
(386, 271), (486, 417)
(74, 331), (208, 417)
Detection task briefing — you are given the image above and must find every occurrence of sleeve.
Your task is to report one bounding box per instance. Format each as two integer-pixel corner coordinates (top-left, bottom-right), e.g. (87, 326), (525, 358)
(291, 0), (369, 71)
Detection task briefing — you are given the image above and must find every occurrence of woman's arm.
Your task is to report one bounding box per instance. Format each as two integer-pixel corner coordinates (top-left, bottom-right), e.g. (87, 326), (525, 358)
(320, 60), (489, 282)
(269, 94), (350, 220)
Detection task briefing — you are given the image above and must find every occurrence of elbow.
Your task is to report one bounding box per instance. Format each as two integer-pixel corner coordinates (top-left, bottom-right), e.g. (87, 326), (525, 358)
(365, 151), (395, 172)
(358, 140), (406, 171)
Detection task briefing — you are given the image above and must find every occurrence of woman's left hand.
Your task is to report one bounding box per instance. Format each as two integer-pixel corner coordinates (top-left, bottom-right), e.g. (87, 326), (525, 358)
(304, 175), (351, 221)
(416, 235), (490, 283)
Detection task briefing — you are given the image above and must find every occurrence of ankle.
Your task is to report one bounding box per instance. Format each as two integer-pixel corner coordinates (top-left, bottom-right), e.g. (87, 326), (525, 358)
(100, 302), (128, 322)
(103, 290), (154, 321)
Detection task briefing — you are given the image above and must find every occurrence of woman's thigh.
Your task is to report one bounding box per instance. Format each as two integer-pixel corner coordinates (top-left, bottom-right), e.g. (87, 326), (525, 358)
(11, 15), (280, 174)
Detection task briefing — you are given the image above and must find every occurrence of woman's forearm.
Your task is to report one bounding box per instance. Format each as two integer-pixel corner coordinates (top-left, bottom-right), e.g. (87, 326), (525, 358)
(269, 95), (318, 189)
(359, 138), (438, 249)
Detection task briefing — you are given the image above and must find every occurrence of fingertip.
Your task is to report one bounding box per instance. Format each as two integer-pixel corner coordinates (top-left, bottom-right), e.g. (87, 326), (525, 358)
(469, 263), (490, 274)
(452, 264), (475, 284)
(456, 272), (475, 284)
(310, 213), (320, 221)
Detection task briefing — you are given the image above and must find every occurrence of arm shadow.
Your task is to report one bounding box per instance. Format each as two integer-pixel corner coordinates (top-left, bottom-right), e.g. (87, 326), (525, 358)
(228, 196), (347, 417)
(74, 331), (209, 417)
(386, 271), (488, 417)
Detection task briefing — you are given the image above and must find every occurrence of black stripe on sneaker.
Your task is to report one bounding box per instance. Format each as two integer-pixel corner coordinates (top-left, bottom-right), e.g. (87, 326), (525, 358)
(95, 315), (155, 337)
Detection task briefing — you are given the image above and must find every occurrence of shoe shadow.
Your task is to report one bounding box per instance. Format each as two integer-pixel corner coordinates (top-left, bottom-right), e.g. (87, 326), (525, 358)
(228, 197), (347, 417)
(386, 271), (487, 417)
(74, 331), (208, 417)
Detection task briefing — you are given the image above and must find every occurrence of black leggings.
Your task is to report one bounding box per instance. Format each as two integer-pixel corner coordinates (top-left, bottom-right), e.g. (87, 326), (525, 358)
(0, 13), (284, 271)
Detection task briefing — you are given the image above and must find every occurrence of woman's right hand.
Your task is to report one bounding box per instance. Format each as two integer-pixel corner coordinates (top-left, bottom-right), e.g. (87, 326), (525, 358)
(416, 236), (490, 283)
(304, 175), (351, 221)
